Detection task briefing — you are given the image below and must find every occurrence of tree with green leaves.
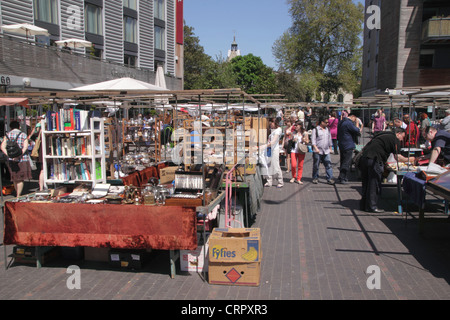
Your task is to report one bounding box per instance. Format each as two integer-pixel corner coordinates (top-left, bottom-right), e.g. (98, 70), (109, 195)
(184, 24), (277, 94)
(273, 0), (364, 97)
(230, 54), (277, 95)
(183, 24), (215, 90)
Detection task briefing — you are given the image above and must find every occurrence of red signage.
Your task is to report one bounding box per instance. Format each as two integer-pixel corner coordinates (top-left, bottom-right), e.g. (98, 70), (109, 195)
(176, 0), (184, 45)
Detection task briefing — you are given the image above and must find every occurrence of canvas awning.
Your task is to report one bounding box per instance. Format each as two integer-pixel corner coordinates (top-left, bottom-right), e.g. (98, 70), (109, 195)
(0, 97), (29, 108)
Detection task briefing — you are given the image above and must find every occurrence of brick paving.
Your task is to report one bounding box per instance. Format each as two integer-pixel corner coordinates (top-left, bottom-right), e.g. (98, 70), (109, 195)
(1, 150), (450, 301)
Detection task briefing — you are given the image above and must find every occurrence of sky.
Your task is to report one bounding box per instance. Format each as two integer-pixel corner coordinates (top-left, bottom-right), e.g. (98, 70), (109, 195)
(183, 0), (365, 70)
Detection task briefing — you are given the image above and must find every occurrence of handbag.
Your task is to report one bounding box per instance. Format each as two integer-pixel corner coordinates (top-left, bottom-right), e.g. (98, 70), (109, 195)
(31, 133), (41, 158)
(297, 143), (308, 154)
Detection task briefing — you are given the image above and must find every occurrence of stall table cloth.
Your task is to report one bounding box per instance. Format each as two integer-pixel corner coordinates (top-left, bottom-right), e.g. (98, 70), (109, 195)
(4, 202), (197, 250)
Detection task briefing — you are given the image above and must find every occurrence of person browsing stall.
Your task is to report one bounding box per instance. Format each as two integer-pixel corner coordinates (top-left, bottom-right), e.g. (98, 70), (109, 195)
(424, 126), (450, 165)
(359, 128), (415, 213)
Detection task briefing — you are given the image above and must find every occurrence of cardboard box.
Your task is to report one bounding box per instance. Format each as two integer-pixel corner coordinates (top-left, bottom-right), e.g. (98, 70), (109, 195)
(208, 262), (260, 286)
(84, 247), (110, 262)
(12, 246), (60, 266)
(208, 228), (261, 287)
(180, 233), (210, 272)
(159, 166), (178, 184)
(109, 249), (147, 270)
(208, 228), (261, 264)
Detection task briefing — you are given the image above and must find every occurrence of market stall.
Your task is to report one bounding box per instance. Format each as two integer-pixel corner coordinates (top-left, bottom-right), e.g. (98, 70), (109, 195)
(1, 88), (272, 277)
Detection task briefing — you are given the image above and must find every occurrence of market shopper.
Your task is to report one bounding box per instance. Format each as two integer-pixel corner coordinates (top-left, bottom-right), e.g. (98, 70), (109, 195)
(1, 121), (32, 197)
(263, 118), (284, 188)
(423, 126), (450, 165)
(290, 121), (309, 184)
(440, 109), (450, 132)
(328, 111), (339, 155)
(359, 128), (414, 213)
(371, 109), (386, 134)
(418, 113), (431, 145)
(403, 114), (420, 147)
(393, 117), (407, 130)
(337, 112), (360, 184)
(282, 120), (293, 172)
(311, 116), (334, 184)
(297, 107), (305, 125)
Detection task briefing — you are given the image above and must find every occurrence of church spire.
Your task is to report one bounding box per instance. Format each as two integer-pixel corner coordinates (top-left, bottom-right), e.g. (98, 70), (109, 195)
(227, 33), (241, 61)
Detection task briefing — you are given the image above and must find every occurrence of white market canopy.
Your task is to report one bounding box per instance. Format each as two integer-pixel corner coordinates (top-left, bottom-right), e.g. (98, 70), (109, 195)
(70, 77), (169, 92)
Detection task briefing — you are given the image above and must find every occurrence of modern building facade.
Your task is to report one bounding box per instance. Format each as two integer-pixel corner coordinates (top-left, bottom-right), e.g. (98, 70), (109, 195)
(362, 0), (450, 97)
(0, 0), (184, 91)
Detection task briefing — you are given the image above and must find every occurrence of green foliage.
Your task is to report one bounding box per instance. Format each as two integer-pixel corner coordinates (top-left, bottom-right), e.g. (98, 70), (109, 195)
(230, 54), (276, 95)
(183, 24), (216, 90)
(273, 0), (364, 98)
(184, 23), (276, 95)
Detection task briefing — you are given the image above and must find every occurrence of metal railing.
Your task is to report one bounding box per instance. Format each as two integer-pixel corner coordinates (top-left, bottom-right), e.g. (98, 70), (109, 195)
(0, 34), (182, 90)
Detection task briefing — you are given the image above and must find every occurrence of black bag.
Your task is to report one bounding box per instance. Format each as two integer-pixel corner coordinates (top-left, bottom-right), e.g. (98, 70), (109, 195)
(6, 134), (23, 158)
(0, 151), (8, 163)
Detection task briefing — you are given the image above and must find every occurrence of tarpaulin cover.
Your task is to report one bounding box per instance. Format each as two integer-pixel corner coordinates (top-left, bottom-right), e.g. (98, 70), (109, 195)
(3, 202), (197, 250)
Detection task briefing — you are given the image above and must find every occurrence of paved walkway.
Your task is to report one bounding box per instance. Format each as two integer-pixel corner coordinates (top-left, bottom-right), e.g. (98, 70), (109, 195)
(1, 150), (450, 301)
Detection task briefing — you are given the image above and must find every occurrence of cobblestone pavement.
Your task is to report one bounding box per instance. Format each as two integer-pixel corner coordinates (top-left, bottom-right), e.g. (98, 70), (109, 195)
(1, 151), (449, 302)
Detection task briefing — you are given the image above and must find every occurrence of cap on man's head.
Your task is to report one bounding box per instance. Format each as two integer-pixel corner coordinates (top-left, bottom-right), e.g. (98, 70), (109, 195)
(446, 109), (450, 114)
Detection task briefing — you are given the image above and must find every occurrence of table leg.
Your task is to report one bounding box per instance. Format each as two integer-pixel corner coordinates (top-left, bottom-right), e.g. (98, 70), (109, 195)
(419, 209), (425, 235)
(397, 175), (403, 216)
(36, 246), (42, 269)
(169, 250), (179, 279)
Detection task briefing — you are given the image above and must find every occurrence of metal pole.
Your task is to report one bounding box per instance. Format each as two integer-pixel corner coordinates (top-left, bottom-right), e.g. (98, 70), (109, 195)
(199, 95), (205, 207)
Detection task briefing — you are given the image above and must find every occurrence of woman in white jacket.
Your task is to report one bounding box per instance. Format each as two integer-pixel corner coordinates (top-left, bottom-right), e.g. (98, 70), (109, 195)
(263, 118), (284, 188)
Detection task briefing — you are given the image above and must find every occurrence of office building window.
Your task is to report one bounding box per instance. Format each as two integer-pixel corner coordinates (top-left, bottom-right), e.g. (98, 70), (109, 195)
(420, 49), (434, 68)
(123, 0), (137, 10)
(85, 4), (103, 35)
(33, 0), (58, 24)
(124, 54), (137, 67)
(124, 16), (137, 43)
(154, 0), (165, 20)
(155, 25), (165, 50)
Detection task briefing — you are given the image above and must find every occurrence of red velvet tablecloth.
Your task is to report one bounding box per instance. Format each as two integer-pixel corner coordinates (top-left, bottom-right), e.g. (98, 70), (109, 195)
(3, 201), (197, 250)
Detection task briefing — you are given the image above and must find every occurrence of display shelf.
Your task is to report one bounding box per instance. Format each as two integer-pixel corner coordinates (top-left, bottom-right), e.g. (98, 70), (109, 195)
(121, 118), (161, 161)
(41, 117), (106, 188)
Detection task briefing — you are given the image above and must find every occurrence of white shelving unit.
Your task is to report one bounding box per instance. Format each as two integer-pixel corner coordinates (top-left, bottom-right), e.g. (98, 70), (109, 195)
(41, 117), (106, 189)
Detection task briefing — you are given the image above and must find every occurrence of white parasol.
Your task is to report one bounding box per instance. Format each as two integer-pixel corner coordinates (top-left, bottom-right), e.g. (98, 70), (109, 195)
(155, 66), (169, 105)
(70, 77), (168, 91)
(2, 23), (49, 41)
(55, 38), (92, 49)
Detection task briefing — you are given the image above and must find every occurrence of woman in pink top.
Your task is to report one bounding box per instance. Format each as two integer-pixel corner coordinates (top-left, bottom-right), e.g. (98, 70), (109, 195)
(328, 111), (339, 155)
(372, 109), (386, 133)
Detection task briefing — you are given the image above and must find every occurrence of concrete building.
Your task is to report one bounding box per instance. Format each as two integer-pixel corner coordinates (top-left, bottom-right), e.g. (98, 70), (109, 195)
(362, 0), (450, 97)
(0, 0), (184, 92)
